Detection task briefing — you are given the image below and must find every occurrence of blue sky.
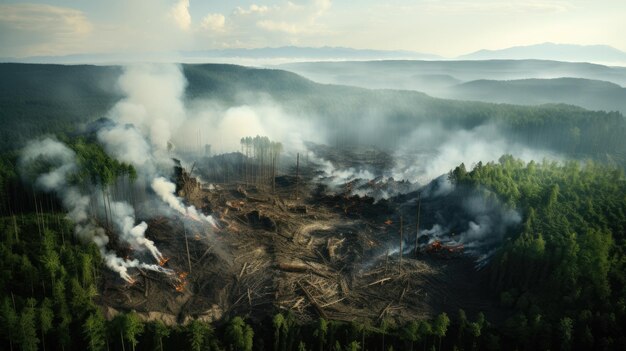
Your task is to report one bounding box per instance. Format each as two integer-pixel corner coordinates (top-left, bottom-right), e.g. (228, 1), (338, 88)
(0, 0), (624, 58)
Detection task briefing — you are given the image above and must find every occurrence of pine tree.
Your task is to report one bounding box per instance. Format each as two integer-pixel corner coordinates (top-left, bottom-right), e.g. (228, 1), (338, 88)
(39, 298), (54, 351)
(19, 298), (39, 351)
(84, 310), (106, 351)
(0, 296), (18, 351)
(432, 313), (450, 351)
(123, 312), (144, 351)
(153, 320), (170, 351)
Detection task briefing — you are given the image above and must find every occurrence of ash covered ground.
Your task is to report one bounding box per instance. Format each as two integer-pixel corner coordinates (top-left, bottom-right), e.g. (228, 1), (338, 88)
(98, 144), (510, 326)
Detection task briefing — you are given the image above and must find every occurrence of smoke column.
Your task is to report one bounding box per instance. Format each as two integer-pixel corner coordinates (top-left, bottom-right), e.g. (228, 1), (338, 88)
(19, 138), (169, 282)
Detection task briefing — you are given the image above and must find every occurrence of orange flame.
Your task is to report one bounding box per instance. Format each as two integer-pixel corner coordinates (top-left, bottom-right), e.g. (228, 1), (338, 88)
(174, 271), (189, 292)
(158, 257), (170, 267)
(384, 219), (393, 225)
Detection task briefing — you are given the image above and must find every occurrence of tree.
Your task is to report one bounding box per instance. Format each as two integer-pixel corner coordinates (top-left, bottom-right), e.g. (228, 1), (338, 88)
(19, 298), (39, 351)
(0, 296), (18, 351)
(346, 341), (361, 351)
(418, 320), (432, 351)
(188, 319), (212, 351)
(313, 318), (328, 351)
(152, 320), (170, 351)
(123, 312), (144, 351)
(226, 316), (254, 351)
(84, 310), (106, 351)
(273, 313), (285, 351)
(558, 317), (573, 351)
(400, 320), (419, 351)
(39, 298), (54, 351)
(379, 318), (393, 351)
(432, 313), (450, 351)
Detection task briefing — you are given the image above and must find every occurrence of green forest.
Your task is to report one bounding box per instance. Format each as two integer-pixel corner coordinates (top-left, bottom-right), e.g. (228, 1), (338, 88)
(2, 148), (625, 350)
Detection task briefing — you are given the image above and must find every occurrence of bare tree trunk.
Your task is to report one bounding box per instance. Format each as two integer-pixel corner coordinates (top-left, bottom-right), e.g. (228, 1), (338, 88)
(12, 215), (19, 243)
(415, 194), (421, 257)
(120, 331), (126, 351)
(399, 215), (403, 273)
(102, 187), (109, 229)
(295, 153), (300, 200)
(106, 187), (113, 229)
(184, 226), (192, 273)
(33, 189), (42, 237)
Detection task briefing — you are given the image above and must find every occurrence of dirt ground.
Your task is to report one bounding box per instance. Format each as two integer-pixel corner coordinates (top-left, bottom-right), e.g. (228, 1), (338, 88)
(98, 151), (504, 326)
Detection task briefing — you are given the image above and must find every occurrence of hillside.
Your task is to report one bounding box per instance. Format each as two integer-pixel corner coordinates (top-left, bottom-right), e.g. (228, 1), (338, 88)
(279, 59), (626, 89)
(446, 78), (626, 115)
(2, 63), (626, 166)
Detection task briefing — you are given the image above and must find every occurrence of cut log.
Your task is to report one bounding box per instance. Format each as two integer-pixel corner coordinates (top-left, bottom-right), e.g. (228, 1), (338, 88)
(366, 277), (391, 287)
(297, 281), (328, 319)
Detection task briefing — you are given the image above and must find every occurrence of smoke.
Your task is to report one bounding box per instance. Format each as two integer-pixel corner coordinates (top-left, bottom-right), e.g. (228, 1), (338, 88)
(176, 100), (316, 155)
(391, 123), (560, 184)
(19, 138), (168, 282)
(150, 176), (216, 226)
(19, 65), (215, 281)
(412, 182), (522, 265)
(458, 195), (521, 248)
(107, 64), (187, 151)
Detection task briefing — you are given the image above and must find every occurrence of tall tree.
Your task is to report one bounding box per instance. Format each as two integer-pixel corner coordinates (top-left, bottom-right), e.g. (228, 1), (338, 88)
(39, 298), (53, 351)
(123, 312), (144, 351)
(0, 296), (18, 351)
(152, 320), (170, 351)
(84, 310), (106, 351)
(432, 313), (450, 351)
(19, 298), (39, 351)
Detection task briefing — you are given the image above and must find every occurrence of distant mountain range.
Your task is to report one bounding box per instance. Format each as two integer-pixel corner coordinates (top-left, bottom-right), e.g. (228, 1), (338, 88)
(1, 46), (440, 64)
(459, 43), (626, 65)
(278, 60), (626, 114)
(3, 43), (626, 65)
(279, 59), (626, 90)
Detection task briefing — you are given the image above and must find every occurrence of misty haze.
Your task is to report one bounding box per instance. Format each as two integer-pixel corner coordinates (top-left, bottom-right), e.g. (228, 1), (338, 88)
(1, 1), (625, 351)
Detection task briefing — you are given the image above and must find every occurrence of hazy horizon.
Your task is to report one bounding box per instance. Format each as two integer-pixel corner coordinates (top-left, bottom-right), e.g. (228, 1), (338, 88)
(1, 0), (624, 59)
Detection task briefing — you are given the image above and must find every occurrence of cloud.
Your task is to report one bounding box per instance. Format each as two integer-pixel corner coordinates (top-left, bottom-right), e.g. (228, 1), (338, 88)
(0, 3), (92, 56)
(257, 20), (302, 34)
(201, 13), (226, 31)
(170, 0), (192, 30)
(226, 0), (333, 38)
(421, 0), (573, 14)
(234, 4), (270, 15)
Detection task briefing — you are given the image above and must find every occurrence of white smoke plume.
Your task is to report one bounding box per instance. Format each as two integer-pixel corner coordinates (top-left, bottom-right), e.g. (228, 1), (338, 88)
(89, 64), (221, 236)
(391, 124), (560, 184)
(19, 138), (168, 282)
(108, 64), (187, 151)
(151, 177), (217, 226)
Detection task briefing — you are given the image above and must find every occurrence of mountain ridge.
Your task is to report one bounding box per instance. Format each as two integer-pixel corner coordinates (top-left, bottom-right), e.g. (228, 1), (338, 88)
(459, 42), (626, 64)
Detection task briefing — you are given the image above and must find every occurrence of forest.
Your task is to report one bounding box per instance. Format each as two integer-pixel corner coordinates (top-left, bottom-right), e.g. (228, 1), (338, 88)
(0, 63), (625, 350)
(2, 149), (625, 350)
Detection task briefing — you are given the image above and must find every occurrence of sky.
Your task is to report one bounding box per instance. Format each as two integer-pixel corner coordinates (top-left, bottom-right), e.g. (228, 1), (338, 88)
(0, 0), (624, 58)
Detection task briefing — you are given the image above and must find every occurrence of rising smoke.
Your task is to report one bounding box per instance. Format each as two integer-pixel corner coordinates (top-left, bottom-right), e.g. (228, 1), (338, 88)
(18, 64), (220, 281)
(19, 138), (169, 282)
(19, 62), (560, 280)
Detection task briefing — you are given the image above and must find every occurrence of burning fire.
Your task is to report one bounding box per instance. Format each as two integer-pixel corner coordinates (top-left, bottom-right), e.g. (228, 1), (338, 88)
(158, 257), (170, 266)
(174, 271), (189, 292)
(384, 219), (393, 225)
